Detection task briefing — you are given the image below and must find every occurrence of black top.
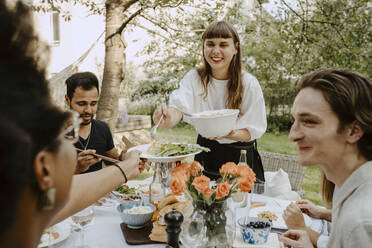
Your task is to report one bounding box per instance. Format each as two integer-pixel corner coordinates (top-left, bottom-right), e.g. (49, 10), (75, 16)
(195, 135), (265, 182)
(74, 119), (115, 173)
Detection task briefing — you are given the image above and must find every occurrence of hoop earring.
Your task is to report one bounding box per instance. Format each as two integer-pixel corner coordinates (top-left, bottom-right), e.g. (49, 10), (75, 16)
(39, 188), (56, 211)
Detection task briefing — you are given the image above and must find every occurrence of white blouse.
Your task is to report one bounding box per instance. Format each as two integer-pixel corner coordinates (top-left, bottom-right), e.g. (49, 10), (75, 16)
(169, 69), (267, 144)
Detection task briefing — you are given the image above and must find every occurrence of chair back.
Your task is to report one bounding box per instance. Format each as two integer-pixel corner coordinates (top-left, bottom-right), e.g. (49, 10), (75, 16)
(259, 151), (306, 193)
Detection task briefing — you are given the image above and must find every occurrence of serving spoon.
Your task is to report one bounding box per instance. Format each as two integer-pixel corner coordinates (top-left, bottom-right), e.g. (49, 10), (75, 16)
(150, 114), (164, 140)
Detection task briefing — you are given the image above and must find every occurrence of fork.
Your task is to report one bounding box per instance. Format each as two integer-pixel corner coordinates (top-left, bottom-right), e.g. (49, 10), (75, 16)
(150, 114), (164, 140)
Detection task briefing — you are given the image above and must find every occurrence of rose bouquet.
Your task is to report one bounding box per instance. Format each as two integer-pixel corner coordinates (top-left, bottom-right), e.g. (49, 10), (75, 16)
(170, 161), (256, 203)
(169, 161), (256, 247)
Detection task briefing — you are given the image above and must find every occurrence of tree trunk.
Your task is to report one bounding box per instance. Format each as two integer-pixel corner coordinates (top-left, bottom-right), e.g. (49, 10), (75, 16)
(96, 0), (126, 130)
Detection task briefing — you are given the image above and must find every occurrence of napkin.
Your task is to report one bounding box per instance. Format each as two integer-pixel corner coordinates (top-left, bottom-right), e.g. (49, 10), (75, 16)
(264, 169), (300, 201)
(233, 231), (281, 248)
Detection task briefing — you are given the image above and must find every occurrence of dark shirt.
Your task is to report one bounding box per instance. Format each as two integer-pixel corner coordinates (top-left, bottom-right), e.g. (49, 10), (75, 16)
(74, 119), (115, 173)
(195, 135), (265, 182)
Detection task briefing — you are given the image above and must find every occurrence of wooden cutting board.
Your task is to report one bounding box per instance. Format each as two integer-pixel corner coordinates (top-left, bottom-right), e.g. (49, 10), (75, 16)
(120, 222), (162, 245)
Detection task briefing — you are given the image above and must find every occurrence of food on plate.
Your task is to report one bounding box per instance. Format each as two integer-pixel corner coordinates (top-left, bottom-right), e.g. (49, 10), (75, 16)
(123, 205), (154, 214)
(120, 194), (141, 202)
(258, 210), (278, 221)
(199, 112), (224, 117)
(158, 194), (179, 210)
(158, 201), (192, 225)
(115, 184), (136, 195)
(149, 193), (192, 243)
(149, 222), (167, 242)
(147, 141), (210, 157)
(115, 184), (142, 202)
(39, 228), (59, 244)
(251, 201), (266, 208)
(151, 193), (179, 222)
(95, 198), (107, 206)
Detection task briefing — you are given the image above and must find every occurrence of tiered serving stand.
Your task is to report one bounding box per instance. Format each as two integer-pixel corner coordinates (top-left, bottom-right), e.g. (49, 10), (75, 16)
(128, 143), (202, 199)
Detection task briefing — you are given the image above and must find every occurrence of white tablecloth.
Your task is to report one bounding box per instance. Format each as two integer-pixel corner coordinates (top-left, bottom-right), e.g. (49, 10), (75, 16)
(53, 178), (324, 248)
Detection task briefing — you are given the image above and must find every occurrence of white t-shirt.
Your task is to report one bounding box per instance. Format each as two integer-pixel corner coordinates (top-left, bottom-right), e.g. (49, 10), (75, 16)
(169, 69), (267, 144)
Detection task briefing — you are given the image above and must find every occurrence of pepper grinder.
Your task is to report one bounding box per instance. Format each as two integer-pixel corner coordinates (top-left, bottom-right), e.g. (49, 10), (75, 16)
(164, 207), (184, 248)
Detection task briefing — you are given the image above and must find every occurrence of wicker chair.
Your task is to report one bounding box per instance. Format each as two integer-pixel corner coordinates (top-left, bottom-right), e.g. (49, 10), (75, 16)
(259, 151), (306, 195)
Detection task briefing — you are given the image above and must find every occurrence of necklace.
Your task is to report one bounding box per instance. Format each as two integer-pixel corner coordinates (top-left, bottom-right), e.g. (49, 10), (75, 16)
(78, 126), (92, 150)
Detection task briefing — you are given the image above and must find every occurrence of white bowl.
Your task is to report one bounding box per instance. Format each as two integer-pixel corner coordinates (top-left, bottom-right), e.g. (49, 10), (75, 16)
(184, 109), (239, 138)
(117, 202), (156, 229)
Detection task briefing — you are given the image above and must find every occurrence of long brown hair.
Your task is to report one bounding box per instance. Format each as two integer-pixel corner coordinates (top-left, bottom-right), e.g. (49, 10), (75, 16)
(197, 21), (243, 112)
(320, 171), (335, 209)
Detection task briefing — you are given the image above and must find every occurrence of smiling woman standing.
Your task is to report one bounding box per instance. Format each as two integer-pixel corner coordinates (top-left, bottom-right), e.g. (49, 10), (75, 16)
(153, 21), (267, 181)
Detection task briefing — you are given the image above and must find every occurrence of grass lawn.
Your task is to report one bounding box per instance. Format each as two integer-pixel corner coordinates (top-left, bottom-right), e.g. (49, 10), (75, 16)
(152, 122), (323, 205)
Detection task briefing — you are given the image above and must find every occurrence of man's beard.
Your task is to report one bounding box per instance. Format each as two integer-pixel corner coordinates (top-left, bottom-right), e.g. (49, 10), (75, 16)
(80, 114), (94, 125)
(69, 105), (94, 125)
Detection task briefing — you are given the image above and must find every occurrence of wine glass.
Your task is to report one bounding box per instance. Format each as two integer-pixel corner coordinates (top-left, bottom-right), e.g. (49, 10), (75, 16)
(71, 205), (95, 247)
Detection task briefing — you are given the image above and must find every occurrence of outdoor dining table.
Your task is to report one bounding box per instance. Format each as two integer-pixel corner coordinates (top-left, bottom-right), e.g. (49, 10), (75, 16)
(52, 177), (326, 248)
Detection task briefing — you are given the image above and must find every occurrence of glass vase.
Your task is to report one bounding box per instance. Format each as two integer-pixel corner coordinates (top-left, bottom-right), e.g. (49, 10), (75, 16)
(180, 199), (235, 248)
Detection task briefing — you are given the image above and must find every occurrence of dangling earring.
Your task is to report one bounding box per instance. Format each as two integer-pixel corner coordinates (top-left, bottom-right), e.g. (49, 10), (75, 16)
(39, 188), (56, 211)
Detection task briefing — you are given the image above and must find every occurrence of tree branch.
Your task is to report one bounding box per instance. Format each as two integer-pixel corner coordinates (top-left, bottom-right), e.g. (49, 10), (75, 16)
(308, 20), (337, 25)
(140, 14), (182, 33)
(157, 0), (184, 8)
(123, 0), (140, 10)
(280, 0), (304, 21)
(135, 23), (184, 47)
(105, 7), (143, 42)
(140, 14), (204, 34)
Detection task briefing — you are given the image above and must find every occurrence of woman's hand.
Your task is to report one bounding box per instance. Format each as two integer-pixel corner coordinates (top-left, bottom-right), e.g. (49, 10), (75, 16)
(283, 202), (306, 230)
(153, 104), (167, 126)
(153, 104), (182, 128)
(209, 129), (251, 142)
(209, 130), (235, 140)
(296, 200), (328, 220)
(118, 147), (128, 161)
(279, 230), (314, 248)
(119, 150), (141, 180)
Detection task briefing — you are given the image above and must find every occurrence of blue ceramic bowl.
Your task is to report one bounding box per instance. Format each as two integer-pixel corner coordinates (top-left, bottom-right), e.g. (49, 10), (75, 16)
(237, 217), (271, 245)
(117, 201), (156, 229)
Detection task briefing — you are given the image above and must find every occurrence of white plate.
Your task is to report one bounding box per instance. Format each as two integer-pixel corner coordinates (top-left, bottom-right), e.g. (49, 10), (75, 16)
(38, 218), (71, 247)
(128, 143), (202, 162)
(249, 206), (312, 230)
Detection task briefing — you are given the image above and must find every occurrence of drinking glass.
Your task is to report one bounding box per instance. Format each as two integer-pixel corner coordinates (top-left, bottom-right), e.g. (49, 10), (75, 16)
(71, 205), (95, 247)
(250, 180), (266, 208)
(232, 191), (249, 208)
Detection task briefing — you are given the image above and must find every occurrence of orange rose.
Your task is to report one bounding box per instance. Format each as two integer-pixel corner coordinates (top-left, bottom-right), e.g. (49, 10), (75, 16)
(192, 175), (210, 193)
(171, 163), (190, 180)
(237, 176), (255, 192)
(238, 165), (256, 179)
(201, 188), (215, 197)
(170, 175), (186, 195)
(173, 170), (188, 182)
(216, 182), (230, 200)
(220, 162), (238, 176)
(189, 161), (204, 177)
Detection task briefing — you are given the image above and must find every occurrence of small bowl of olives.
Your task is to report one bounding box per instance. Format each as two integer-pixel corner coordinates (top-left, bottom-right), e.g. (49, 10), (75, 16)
(237, 216), (272, 245)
